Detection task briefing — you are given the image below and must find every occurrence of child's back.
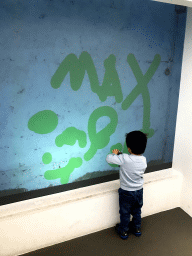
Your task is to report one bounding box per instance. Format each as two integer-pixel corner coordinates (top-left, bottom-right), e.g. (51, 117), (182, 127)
(106, 153), (147, 191)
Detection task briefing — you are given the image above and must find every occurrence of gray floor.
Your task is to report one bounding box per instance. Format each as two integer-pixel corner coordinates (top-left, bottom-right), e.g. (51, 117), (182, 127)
(22, 207), (192, 256)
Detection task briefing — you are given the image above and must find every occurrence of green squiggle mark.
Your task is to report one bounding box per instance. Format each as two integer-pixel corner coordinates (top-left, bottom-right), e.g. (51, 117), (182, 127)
(42, 152), (52, 164)
(108, 143), (123, 167)
(28, 110), (58, 134)
(122, 54), (161, 138)
(51, 51), (123, 103)
(55, 127), (87, 148)
(107, 142), (129, 167)
(44, 157), (82, 184)
(84, 106), (118, 161)
(123, 141), (129, 154)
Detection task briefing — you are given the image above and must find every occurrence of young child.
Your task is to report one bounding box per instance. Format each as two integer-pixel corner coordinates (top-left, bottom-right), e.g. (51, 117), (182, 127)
(106, 130), (148, 240)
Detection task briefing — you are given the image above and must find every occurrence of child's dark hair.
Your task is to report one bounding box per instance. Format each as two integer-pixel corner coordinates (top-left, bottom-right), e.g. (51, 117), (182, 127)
(126, 130), (148, 155)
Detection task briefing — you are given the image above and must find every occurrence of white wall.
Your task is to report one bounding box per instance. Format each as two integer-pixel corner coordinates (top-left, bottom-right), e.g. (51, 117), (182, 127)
(0, 169), (183, 256)
(0, 4), (192, 256)
(172, 6), (192, 214)
(153, 0), (192, 8)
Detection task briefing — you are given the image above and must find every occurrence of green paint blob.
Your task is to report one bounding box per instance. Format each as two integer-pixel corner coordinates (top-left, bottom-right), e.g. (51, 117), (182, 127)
(111, 143), (123, 153)
(55, 127), (87, 148)
(123, 141), (129, 154)
(108, 143), (123, 167)
(51, 51), (123, 103)
(42, 152), (52, 164)
(84, 106), (118, 161)
(28, 110), (58, 134)
(44, 157), (83, 184)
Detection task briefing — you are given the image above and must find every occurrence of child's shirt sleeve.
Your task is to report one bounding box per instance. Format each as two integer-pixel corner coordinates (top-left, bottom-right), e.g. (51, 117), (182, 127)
(106, 153), (125, 165)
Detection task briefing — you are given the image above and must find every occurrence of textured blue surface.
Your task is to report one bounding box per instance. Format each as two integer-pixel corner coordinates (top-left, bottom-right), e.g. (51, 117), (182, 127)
(0, 0), (186, 194)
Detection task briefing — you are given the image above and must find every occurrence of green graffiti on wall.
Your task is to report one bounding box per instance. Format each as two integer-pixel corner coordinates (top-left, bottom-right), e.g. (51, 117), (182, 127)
(28, 110), (58, 134)
(84, 106), (118, 161)
(51, 52), (123, 103)
(44, 157), (82, 184)
(28, 51), (161, 184)
(55, 127), (87, 148)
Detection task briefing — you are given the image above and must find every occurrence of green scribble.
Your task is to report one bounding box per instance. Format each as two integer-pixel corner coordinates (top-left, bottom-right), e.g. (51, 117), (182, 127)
(111, 143), (123, 153)
(108, 143), (123, 167)
(84, 106), (118, 161)
(107, 142), (130, 167)
(44, 157), (83, 184)
(51, 51), (123, 103)
(55, 127), (87, 148)
(27, 52), (162, 184)
(123, 141), (129, 154)
(42, 152), (52, 164)
(122, 53), (161, 138)
(28, 110), (58, 134)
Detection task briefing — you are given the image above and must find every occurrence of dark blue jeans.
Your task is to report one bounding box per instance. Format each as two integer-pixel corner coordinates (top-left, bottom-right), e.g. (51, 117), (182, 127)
(118, 187), (143, 233)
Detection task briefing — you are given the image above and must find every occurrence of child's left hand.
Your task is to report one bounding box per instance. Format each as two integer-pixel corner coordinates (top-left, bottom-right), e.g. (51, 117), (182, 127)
(112, 149), (119, 155)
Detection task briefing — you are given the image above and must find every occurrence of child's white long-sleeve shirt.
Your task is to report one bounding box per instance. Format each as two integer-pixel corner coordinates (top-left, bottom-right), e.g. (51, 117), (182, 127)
(106, 153), (147, 191)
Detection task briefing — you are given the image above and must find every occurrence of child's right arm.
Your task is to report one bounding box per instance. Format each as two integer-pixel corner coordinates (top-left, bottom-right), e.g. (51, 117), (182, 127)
(106, 150), (124, 165)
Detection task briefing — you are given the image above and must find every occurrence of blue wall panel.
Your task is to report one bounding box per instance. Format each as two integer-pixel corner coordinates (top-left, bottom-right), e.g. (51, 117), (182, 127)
(0, 0), (186, 202)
